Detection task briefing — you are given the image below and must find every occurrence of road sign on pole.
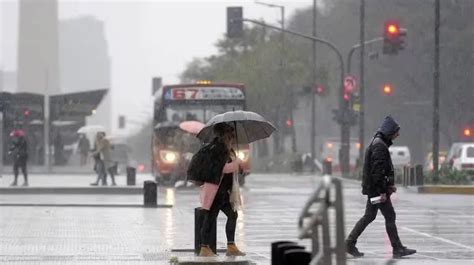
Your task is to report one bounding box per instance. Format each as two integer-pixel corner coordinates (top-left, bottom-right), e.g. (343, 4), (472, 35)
(344, 75), (357, 93)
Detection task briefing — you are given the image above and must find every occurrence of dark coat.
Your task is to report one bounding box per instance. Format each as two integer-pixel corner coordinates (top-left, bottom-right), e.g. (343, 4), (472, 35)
(189, 138), (231, 185)
(361, 116), (399, 196)
(9, 137), (28, 162)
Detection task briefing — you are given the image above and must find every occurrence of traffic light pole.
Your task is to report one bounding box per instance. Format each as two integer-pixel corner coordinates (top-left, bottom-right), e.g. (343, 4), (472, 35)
(433, 0), (440, 182)
(239, 18), (349, 177)
(359, 0), (366, 170)
(311, 0), (317, 172)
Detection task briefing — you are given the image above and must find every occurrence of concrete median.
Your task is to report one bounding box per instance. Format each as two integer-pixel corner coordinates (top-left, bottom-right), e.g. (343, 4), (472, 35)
(418, 185), (474, 195)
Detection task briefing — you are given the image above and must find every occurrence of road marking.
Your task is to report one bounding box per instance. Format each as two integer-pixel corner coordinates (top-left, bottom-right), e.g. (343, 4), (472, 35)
(401, 227), (474, 251)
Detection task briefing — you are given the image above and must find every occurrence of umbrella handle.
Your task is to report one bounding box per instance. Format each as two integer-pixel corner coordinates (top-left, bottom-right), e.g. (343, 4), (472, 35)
(233, 121), (239, 154)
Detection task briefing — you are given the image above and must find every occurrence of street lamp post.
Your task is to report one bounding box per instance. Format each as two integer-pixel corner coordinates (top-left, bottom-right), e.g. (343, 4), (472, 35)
(255, 1), (297, 153)
(311, 0), (317, 172)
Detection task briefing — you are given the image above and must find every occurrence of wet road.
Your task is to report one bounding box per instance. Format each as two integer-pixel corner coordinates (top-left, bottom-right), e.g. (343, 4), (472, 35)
(0, 173), (473, 264)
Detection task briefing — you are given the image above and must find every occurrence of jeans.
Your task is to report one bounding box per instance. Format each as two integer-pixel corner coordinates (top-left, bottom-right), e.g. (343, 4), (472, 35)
(201, 192), (238, 246)
(347, 196), (402, 248)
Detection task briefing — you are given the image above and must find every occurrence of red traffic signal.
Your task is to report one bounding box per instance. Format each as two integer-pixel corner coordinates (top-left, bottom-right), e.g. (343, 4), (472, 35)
(383, 20), (407, 55)
(464, 127), (472, 137)
(286, 119), (293, 128)
(23, 109), (30, 117)
(382, 84), (393, 95)
(385, 22), (400, 37)
(314, 85), (325, 96)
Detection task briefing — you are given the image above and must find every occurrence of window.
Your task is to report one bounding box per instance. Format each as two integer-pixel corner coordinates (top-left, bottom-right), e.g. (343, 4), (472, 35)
(466, 147), (474, 158)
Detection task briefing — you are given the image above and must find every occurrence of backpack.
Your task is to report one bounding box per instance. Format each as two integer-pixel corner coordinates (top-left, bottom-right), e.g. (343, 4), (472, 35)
(187, 143), (215, 185)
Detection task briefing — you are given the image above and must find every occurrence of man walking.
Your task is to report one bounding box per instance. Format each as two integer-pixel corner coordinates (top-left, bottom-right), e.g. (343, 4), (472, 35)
(346, 116), (416, 258)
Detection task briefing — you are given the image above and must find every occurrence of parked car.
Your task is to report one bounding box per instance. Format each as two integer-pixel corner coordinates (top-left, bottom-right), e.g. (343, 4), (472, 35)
(389, 146), (411, 168)
(425, 151), (447, 171)
(447, 143), (474, 175)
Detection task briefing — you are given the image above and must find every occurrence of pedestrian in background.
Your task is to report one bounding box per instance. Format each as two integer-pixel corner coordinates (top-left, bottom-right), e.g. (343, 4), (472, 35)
(9, 130), (28, 186)
(346, 115), (416, 258)
(91, 132), (116, 186)
(78, 134), (90, 166)
(198, 123), (245, 257)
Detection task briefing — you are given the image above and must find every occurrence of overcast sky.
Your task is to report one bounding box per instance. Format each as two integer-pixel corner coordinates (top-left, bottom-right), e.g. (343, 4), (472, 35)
(1, 0), (312, 132)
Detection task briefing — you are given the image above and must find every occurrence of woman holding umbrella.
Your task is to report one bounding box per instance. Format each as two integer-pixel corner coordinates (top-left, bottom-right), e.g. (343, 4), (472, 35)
(198, 122), (244, 257)
(195, 110), (276, 257)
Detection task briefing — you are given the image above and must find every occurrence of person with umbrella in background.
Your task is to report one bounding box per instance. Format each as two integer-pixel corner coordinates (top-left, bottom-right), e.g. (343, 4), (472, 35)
(9, 129), (28, 186)
(90, 132), (116, 186)
(189, 110), (276, 257)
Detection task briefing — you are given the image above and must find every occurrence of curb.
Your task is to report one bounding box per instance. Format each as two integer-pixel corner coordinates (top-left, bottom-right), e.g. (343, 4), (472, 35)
(417, 185), (474, 195)
(0, 187), (143, 194)
(0, 203), (173, 208)
(176, 257), (252, 265)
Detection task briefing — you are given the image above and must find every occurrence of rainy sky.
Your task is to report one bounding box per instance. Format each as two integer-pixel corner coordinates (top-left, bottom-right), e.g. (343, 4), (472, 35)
(1, 0), (310, 133)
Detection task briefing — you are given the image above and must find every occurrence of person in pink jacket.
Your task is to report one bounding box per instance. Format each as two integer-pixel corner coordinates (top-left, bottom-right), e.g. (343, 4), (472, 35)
(199, 123), (245, 257)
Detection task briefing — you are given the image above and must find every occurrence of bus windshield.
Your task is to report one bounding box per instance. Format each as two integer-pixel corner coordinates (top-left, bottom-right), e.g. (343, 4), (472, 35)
(163, 103), (244, 123)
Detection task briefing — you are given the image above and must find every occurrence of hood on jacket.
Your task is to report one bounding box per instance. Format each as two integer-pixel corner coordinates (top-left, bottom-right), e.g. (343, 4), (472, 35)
(377, 115), (400, 139)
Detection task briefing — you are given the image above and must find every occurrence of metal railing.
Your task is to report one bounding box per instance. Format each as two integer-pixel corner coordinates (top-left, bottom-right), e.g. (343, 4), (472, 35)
(298, 175), (346, 265)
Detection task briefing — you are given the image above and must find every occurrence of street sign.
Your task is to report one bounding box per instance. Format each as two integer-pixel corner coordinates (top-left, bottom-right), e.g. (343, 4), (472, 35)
(353, 103), (361, 112)
(344, 75), (357, 92)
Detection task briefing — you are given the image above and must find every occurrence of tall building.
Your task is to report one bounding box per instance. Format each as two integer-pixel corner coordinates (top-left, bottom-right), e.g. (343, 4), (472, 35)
(17, 0), (60, 94)
(59, 16), (111, 131)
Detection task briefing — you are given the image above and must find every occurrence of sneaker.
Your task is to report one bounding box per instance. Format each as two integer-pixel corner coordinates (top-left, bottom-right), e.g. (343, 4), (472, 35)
(346, 241), (364, 257)
(393, 246), (416, 258)
(10, 182), (18, 187)
(22, 182), (28, 187)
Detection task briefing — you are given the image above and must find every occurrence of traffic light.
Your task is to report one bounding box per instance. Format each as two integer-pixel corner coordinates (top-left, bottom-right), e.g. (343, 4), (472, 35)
(315, 85), (325, 96)
(382, 84), (393, 95)
(227, 7), (243, 38)
(463, 127), (472, 137)
(23, 109), (30, 118)
(285, 119), (293, 128)
(383, 21), (407, 55)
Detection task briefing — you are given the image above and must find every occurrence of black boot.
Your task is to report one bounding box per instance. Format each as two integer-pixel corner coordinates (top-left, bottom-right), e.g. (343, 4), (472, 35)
(393, 246), (416, 258)
(346, 240), (364, 257)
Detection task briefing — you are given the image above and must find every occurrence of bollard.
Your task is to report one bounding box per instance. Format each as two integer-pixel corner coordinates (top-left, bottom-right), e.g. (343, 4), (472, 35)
(409, 166), (416, 186)
(271, 241), (296, 265)
(402, 166), (407, 186)
(283, 249), (311, 265)
(275, 244), (304, 265)
(415, 164), (424, 185)
(126, 166), (136, 186)
(323, 160), (332, 175)
(143, 180), (157, 207)
(194, 207), (216, 255)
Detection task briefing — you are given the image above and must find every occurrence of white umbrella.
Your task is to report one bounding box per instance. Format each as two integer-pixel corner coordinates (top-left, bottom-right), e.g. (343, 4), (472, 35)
(77, 125), (106, 134)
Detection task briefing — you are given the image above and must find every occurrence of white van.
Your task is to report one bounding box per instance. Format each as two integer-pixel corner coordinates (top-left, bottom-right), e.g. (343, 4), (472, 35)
(389, 146), (411, 168)
(449, 143), (474, 175)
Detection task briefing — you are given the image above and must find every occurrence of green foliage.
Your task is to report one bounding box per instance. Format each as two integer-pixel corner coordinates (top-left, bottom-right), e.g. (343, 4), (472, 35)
(426, 167), (470, 185)
(169, 256), (179, 264)
(180, 26), (332, 130)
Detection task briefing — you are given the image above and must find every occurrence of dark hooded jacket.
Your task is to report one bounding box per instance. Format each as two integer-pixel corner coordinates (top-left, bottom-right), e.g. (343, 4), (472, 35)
(362, 116), (400, 196)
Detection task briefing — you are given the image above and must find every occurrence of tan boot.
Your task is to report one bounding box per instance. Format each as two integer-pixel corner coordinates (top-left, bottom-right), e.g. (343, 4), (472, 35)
(199, 245), (216, 257)
(226, 243), (246, 256)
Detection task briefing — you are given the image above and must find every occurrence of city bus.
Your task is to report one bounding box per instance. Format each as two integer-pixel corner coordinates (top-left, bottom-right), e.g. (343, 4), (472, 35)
(152, 81), (251, 185)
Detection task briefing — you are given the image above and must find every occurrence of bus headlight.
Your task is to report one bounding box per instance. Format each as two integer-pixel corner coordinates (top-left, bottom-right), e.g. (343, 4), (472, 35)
(236, 150), (249, 162)
(160, 150), (179, 164)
